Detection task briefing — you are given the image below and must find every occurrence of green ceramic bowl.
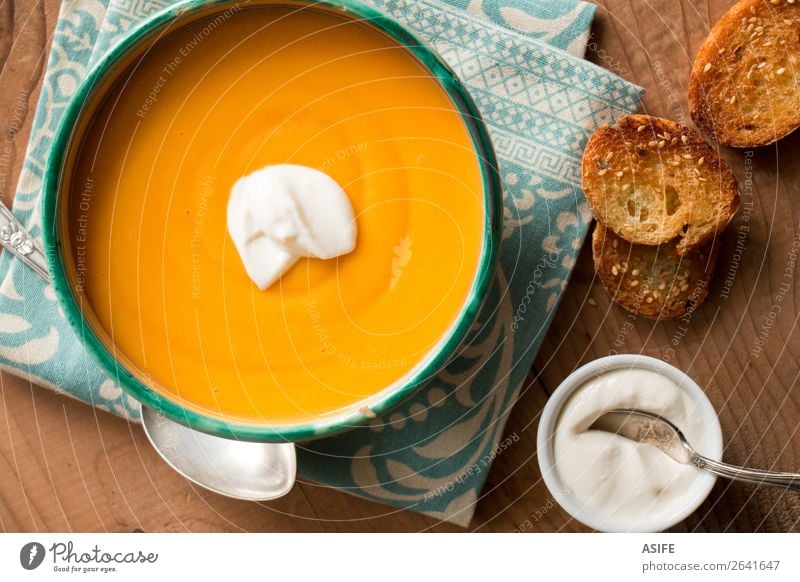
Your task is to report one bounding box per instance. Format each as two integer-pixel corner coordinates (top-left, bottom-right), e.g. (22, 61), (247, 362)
(41, 0), (502, 443)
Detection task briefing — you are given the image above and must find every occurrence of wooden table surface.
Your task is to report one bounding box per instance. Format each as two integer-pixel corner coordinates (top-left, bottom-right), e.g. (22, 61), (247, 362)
(1, 0), (799, 532)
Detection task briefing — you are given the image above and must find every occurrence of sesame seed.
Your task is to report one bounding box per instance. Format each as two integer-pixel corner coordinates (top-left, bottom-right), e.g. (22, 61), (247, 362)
(623, 184), (631, 192)
(658, 140), (666, 149)
(598, 168), (608, 176)
(758, 61), (767, 69)
(632, 269), (640, 276)
(648, 140), (658, 147)
(637, 125), (647, 132)
(630, 280), (639, 287)
(658, 282), (666, 290)
(681, 135), (689, 145)
(671, 138), (678, 145)
(606, 151), (614, 161)
(612, 265), (619, 276)
(680, 283), (689, 292)
(698, 157), (705, 165)
(683, 154), (693, 160)
(729, 95), (737, 104)
(703, 63), (712, 73)
(777, 67), (786, 75)
(588, 298), (598, 306)
(646, 297), (654, 304)
(616, 171), (624, 178)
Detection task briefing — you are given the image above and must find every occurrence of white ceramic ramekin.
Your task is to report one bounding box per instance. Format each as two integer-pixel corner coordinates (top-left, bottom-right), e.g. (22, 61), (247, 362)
(537, 354), (723, 532)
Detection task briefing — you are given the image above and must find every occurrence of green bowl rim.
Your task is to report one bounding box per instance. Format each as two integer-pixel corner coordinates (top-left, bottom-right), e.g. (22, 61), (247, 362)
(41, 0), (502, 442)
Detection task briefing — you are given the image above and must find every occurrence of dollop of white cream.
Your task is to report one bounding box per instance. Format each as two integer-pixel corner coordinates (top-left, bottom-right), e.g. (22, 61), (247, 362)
(553, 368), (714, 531)
(227, 164), (357, 289)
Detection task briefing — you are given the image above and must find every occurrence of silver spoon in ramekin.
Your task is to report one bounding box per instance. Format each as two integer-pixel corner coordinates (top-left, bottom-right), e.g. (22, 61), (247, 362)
(1, 202), (297, 501)
(591, 409), (800, 492)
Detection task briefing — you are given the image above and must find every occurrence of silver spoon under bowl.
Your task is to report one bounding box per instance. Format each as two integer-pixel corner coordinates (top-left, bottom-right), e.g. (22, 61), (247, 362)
(141, 406), (296, 501)
(590, 409), (800, 492)
(1, 202), (297, 502)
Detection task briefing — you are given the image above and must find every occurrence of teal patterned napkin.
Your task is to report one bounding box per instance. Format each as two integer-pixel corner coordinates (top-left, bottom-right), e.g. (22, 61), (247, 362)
(0, 0), (643, 526)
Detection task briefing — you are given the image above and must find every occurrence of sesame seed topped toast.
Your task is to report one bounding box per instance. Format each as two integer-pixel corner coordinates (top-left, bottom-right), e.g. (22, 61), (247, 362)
(592, 225), (720, 320)
(689, 0), (800, 147)
(582, 115), (740, 256)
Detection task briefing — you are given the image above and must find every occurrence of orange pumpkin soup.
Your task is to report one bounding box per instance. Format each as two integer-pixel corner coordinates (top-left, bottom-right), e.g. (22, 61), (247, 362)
(67, 6), (485, 424)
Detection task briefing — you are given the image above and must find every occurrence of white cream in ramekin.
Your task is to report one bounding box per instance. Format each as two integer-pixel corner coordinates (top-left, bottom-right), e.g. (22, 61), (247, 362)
(537, 355), (723, 532)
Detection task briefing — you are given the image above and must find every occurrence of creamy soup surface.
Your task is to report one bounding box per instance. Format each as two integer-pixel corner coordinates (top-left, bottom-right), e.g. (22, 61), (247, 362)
(68, 6), (485, 424)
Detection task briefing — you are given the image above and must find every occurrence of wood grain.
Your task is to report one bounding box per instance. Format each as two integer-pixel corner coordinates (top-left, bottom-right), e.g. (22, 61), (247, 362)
(0, 0), (798, 532)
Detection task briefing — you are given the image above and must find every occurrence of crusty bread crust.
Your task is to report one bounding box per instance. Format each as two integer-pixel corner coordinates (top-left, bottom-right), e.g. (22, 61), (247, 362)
(582, 115), (739, 256)
(689, 0), (800, 147)
(592, 224), (720, 320)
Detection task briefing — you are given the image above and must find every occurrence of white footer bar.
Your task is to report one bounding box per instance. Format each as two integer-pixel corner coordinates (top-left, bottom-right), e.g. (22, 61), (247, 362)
(0, 533), (797, 580)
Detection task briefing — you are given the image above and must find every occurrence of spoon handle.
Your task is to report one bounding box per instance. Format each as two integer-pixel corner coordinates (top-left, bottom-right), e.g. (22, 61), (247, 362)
(0, 203), (50, 282)
(692, 453), (800, 492)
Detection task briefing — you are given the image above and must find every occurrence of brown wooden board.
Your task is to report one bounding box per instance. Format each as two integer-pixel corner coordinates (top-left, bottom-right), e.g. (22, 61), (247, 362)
(0, 0), (797, 532)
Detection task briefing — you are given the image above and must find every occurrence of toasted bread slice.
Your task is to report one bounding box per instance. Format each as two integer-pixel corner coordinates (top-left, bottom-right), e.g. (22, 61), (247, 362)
(582, 115), (739, 256)
(689, 0), (800, 147)
(592, 224), (720, 320)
